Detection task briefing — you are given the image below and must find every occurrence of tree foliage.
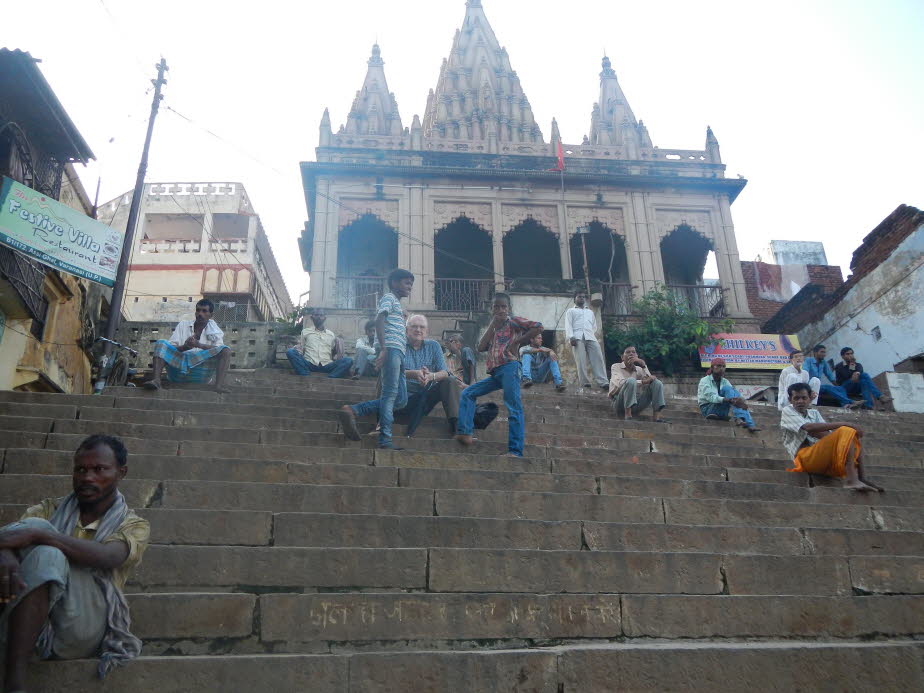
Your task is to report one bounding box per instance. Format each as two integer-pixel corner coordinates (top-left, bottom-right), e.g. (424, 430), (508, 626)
(604, 286), (734, 375)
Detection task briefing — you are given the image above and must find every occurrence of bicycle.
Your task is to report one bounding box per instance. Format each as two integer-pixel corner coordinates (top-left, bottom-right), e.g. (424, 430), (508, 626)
(92, 337), (139, 394)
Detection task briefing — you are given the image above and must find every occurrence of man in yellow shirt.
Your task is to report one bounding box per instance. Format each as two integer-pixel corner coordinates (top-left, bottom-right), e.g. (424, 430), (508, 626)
(286, 307), (353, 378)
(0, 435), (150, 690)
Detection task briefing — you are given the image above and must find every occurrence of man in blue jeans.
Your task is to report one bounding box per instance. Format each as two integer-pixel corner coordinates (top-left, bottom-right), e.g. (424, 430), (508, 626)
(697, 357), (760, 433)
(338, 269), (415, 449)
(455, 293), (542, 457)
(520, 333), (566, 392)
(806, 344), (861, 409)
(834, 346), (892, 410)
(286, 308), (353, 378)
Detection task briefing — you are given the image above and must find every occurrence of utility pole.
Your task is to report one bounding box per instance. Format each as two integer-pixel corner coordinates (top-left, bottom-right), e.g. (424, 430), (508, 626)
(104, 58), (168, 347)
(577, 226), (592, 299)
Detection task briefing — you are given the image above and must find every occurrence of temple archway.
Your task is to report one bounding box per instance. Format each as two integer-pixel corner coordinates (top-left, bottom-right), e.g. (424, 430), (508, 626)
(502, 218), (561, 282)
(660, 225), (723, 315)
(570, 221), (629, 283)
(335, 214), (397, 310)
(434, 216), (494, 312)
(660, 224), (712, 285)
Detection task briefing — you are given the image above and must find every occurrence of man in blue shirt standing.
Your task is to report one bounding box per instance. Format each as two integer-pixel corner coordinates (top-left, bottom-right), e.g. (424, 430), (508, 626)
(806, 344), (861, 409)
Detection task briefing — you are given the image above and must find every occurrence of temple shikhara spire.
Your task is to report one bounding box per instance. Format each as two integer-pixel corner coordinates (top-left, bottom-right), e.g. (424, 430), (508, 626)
(341, 44), (404, 136)
(588, 55), (650, 152)
(422, 0), (543, 144)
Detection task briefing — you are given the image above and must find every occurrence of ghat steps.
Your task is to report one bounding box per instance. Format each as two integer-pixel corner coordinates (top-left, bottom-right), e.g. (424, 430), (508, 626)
(0, 370), (922, 691)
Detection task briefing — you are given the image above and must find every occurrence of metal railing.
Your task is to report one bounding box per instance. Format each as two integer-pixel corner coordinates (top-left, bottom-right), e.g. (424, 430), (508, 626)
(600, 283), (634, 316)
(434, 278), (497, 313)
(332, 276), (385, 311)
(667, 284), (726, 317)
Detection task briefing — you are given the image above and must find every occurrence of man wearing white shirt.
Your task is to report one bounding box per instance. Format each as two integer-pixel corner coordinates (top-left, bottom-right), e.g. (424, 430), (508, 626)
(565, 290), (608, 390)
(144, 298), (232, 392)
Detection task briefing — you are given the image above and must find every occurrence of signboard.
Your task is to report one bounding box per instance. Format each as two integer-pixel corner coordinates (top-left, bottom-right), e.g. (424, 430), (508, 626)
(699, 333), (801, 370)
(0, 177), (123, 287)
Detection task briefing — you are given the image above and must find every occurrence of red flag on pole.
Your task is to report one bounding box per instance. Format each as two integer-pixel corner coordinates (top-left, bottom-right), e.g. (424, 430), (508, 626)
(547, 141), (565, 172)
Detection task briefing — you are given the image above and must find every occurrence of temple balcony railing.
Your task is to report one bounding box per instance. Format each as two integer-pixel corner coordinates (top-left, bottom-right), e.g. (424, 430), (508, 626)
(332, 276), (385, 312)
(667, 284), (726, 318)
(600, 283), (634, 316)
(433, 278), (498, 313)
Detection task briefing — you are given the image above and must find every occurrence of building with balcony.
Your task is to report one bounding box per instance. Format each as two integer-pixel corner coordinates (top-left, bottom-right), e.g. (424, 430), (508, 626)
(97, 181), (293, 323)
(0, 48), (109, 394)
(299, 1), (757, 346)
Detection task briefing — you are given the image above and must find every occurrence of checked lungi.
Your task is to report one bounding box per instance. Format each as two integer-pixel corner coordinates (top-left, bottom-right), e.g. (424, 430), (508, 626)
(153, 339), (229, 384)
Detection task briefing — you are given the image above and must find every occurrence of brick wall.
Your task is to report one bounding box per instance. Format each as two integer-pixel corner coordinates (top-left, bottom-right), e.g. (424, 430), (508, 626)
(741, 261), (844, 330)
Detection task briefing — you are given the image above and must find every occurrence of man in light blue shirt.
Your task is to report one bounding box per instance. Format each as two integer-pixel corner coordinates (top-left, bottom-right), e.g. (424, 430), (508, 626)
(398, 314), (462, 436)
(697, 358), (760, 433)
(806, 344), (860, 409)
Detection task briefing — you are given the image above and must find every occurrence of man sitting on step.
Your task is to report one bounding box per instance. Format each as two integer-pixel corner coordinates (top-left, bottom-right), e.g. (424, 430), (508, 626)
(0, 435), (150, 692)
(519, 332), (566, 392)
(780, 381), (883, 492)
(806, 344), (861, 410)
(351, 319), (379, 380)
(697, 357), (760, 433)
(286, 307), (353, 379)
(444, 335), (477, 386)
(608, 345), (668, 423)
(834, 346), (893, 411)
(397, 314), (463, 437)
(145, 298), (232, 393)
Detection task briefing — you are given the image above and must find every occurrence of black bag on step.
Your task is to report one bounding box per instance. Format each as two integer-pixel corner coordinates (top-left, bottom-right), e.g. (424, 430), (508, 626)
(473, 402), (498, 430)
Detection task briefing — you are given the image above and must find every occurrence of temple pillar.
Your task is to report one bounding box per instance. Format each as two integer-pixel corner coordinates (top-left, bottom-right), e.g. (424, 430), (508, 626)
(491, 201), (505, 290)
(715, 195), (752, 318)
(557, 203), (572, 279)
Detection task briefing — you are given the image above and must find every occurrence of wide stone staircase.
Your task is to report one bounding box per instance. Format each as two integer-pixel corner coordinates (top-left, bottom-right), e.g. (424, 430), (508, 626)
(1, 368), (923, 691)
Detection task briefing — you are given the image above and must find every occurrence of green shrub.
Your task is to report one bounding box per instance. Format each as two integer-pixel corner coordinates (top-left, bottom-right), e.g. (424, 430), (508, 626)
(604, 285), (733, 375)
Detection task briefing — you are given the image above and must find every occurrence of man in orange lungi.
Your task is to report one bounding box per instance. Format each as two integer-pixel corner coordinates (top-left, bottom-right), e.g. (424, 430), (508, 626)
(779, 382), (883, 492)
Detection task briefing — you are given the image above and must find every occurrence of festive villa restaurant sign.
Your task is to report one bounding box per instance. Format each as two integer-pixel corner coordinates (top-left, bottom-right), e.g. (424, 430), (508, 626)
(0, 177), (123, 287)
(700, 333), (801, 369)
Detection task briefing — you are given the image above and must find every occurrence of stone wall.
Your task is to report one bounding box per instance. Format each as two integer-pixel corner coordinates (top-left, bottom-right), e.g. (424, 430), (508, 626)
(796, 227), (924, 379)
(116, 321), (287, 373)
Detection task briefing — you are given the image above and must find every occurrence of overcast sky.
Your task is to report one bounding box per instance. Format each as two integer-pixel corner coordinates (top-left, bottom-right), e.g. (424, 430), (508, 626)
(6, 0), (922, 303)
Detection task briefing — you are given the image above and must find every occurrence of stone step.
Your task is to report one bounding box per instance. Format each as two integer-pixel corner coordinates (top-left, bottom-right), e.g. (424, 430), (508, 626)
(6, 414), (915, 470)
(121, 546), (924, 596)
(93, 385), (924, 434)
(4, 449), (395, 487)
(274, 512), (924, 556)
(4, 501), (919, 557)
(6, 473), (924, 531)
(426, 549), (890, 596)
(28, 641), (923, 692)
(0, 505), (272, 545)
(259, 593), (924, 645)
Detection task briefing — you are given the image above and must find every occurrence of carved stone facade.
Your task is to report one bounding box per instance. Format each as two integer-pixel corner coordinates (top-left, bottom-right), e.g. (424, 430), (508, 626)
(300, 1), (755, 326)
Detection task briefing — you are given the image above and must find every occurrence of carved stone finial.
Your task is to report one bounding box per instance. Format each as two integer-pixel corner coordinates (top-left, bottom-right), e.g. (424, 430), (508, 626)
(368, 43), (384, 67)
(600, 55), (616, 79)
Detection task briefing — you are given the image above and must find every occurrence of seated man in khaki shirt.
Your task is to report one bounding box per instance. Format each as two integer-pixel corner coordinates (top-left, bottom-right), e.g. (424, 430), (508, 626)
(0, 435), (150, 690)
(608, 345), (668, 422)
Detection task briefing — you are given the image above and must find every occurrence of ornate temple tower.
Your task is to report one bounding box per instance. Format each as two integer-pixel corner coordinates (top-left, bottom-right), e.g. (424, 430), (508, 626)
(300, 0), (755, 337)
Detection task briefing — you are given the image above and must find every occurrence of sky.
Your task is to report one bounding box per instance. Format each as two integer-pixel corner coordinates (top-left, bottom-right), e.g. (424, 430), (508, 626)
(5, 0), (922, 304)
